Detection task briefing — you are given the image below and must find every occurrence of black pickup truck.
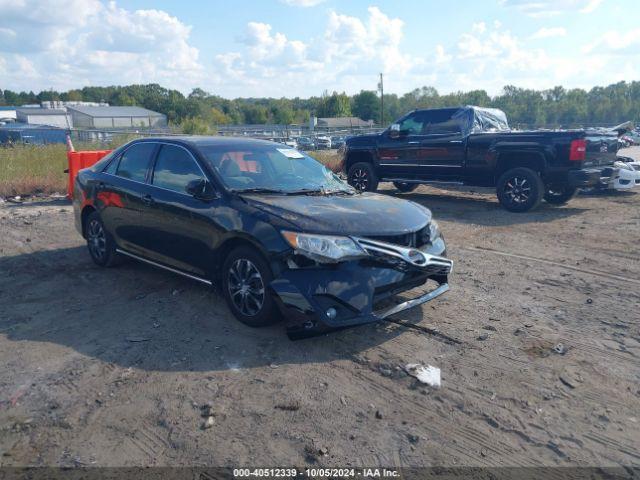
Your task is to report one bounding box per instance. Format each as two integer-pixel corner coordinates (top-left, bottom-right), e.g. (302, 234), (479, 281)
(343, 106), (618, 212)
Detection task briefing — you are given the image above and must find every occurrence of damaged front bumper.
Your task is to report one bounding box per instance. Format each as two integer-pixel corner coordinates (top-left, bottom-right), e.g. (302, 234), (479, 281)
(270, 237), (452, 339)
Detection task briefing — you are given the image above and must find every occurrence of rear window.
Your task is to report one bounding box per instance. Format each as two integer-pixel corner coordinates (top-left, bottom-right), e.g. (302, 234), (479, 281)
(91, 148), (120, 173)
(116, 143), (156, 183)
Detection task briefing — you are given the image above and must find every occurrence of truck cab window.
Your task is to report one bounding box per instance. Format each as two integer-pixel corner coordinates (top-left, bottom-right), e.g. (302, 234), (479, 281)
(398, 114), (425, 135)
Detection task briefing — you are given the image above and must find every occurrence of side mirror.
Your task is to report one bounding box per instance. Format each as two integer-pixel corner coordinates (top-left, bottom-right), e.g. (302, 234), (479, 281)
(389, 123), (401, 139)
(186, 178), (215, 200)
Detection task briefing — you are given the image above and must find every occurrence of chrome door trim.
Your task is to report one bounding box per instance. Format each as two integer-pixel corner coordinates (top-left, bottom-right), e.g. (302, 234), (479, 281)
(116, 248), (213, 285)
(379, 163), (461, 167)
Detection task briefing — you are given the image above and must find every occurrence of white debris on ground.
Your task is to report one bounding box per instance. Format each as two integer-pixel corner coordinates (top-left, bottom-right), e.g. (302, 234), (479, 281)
(404, 363), (441, 388)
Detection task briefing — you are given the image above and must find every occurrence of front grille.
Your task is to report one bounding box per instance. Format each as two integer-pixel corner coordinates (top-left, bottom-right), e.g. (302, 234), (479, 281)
(367, 225), (430, 248)
(367, 232), (416, 247)
(354, 236), (453, 274)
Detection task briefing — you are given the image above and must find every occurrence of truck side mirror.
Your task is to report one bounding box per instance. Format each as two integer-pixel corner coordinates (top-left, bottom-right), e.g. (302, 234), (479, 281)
(389, 123), (401, 139)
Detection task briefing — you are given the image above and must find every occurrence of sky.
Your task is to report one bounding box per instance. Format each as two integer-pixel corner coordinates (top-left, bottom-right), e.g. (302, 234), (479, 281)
(0, 0), (638, 99)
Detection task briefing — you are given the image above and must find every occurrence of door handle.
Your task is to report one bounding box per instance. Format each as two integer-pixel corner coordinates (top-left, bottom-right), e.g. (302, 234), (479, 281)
(449, 140), (463, 144)
(141, 194), (154, 206)
(408, 141), (421, 145)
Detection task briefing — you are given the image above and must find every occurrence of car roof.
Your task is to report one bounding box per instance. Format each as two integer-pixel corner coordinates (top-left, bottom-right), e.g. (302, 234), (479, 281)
(131, 136), (280, 149)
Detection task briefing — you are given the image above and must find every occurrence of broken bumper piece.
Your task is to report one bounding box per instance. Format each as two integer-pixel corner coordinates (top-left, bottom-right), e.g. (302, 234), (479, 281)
(374, 282), (449, 319)
(271, 239), (452, 339)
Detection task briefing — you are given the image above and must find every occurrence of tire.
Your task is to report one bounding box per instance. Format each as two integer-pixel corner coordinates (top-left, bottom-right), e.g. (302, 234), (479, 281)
(347, 162), (379, 192)
(393, 181), (419, 193)
(496, 167), (544, 212)
(222, 246), (280, 327)
(544, 185), (578, 205)
(84, 211), (121, 267)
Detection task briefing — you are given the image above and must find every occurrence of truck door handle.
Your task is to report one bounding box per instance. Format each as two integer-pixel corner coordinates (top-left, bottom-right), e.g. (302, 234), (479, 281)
(449, 140), (463, 144)
(408, 141), (421, 145)
(141, 194), (154, 206)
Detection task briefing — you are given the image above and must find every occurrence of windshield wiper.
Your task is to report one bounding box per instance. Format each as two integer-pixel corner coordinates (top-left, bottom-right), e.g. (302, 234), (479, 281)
(285, 189), (326, 195)
(231, 187), (288, 194)
(233, 187), (356, 196)
(285, 188), (356, 196)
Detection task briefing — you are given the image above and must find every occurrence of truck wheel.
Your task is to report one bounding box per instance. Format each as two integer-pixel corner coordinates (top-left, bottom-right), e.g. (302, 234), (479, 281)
(544, 186), (578, 205)
(393, 182), (419, 193)
(496, 167), (544, 212)
(222, 246), (280, 327)
(348, 162), (379, 192)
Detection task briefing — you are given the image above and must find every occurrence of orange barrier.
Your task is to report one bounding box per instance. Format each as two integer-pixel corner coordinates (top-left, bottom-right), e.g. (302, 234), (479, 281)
(67, 150), (112, 199)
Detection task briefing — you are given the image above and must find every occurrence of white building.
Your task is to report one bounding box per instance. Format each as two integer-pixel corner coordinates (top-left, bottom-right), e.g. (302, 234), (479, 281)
(16, 108), (72, 128)
(67, 106), (167, 129)
(0, 107), (17, 123)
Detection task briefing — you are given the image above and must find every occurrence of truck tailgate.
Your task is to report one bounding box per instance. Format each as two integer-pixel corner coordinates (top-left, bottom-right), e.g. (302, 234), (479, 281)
(584, 132), (618, 167)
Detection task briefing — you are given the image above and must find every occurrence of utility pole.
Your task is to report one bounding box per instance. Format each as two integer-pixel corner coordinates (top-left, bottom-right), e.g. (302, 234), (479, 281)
(378, 73), (384, 127)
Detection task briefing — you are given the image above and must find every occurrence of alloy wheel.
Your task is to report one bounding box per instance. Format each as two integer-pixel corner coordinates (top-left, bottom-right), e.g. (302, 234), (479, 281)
(227, 258), (265, 317)
(351, 168), (369, 191)
(504, 176), (531, 204)
(87, 219), (107, 261)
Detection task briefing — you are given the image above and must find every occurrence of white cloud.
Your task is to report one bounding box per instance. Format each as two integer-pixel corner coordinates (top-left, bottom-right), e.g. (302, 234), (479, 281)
(583, 28), (640, 54)
(434, 20), (634, 94)
(0, 0), (203, 92)
(323, 7), (414, 74)
(434, 45), (452, 65)
(280, 0), (325, 6)
(530, 27), (567, 39)
(456, 24), (551, 73)
(580, 0), (604, 13)
(209, 7), (638, 98)
(212, 6), (423, 96)
(500, 0), (604, 17)
(0, 1), (635, 100)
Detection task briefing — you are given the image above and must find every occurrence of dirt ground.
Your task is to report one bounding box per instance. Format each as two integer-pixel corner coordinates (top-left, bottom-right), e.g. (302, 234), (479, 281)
(1, 149), (639, 469)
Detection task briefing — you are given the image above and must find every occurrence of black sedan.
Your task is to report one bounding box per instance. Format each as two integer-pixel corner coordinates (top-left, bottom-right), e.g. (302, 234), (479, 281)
(73, 137), (452, 338)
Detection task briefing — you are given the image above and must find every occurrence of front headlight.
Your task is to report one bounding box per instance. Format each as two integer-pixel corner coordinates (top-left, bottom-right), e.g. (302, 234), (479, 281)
(428, 220), (441, 241)
(282, 231), (367, 263)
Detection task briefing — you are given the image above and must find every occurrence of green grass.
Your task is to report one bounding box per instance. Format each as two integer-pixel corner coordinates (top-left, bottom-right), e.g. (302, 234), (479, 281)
(0, 140), (345, 198)
(0, 144), (70, 197)
(0, 136), (138, 198)
(307, 150), (344, 173)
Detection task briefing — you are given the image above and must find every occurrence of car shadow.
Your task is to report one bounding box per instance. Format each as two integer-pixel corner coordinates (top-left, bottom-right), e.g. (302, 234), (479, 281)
(388, 188), (588, 227)
(0, 246), (415, 373)
(579, 189), (637, 198)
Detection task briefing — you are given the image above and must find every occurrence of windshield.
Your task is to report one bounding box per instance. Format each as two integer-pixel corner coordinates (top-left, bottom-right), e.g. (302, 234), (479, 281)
(199, 144), (353, 194)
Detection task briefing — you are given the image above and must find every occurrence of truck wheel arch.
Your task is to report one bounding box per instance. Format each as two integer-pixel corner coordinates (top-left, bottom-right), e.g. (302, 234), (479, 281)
(494, 150), (547, 181)
(345, 150), (375, 172)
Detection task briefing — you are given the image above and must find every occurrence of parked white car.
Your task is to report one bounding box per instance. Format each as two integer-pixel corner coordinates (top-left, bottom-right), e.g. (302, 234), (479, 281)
(315, 136), (332, 150)
(613, 160), (640, 190)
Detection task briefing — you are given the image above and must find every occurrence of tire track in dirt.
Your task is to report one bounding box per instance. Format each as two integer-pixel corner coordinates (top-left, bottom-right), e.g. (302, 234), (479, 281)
(462, 247), (640, 286)
(341, 365), (542, 467)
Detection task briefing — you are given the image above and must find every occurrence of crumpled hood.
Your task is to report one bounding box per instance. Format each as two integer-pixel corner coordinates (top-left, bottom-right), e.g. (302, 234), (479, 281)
(242, 192), (431, 236)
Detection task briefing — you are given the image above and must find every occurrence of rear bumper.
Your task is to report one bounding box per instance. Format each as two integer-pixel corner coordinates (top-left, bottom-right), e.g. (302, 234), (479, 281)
(270, 238), (452, 339)
(568, 167), (618, 188)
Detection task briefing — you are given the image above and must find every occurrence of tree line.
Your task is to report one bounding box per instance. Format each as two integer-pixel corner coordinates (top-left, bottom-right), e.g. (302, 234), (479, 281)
(1, 81), (638, 132)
